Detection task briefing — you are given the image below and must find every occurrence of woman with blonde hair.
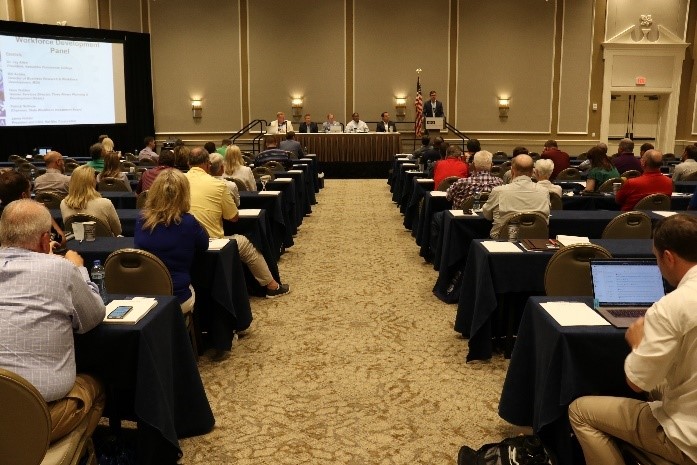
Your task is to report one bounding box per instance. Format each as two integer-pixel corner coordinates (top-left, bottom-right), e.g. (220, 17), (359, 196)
(174, 145), (191, 171)
(96, 151), (132, 191)
(60, 165), (122, 235)
(134, 169), (208, 313)
(101, 137), (115, 153)
(224, 144), (256, 191)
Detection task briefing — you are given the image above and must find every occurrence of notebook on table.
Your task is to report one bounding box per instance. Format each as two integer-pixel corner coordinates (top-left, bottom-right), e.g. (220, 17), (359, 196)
(590, 259), (665, 328)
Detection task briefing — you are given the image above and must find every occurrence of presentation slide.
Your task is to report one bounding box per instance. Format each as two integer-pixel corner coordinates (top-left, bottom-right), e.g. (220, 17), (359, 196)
(0, 34), (126, 126)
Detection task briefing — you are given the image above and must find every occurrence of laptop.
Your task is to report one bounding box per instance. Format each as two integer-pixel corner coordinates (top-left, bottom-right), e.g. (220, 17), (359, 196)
(590, 259), (666, 328)
(37, 147), (51, 155)
(329, 125), (342, 133)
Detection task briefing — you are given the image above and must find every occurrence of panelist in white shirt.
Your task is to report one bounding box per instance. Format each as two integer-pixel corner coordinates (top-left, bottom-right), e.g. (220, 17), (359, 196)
(268, 112), (294, 134)
(344, 112), (369, 133)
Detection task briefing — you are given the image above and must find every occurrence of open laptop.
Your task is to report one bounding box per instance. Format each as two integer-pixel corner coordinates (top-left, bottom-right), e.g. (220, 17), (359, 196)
(590, 259), (666, 328)
(37, 147), (51, 155)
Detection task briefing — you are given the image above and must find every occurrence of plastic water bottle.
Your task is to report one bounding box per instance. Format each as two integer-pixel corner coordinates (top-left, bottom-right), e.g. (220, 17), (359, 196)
(90, 260), (107, 302)
(507, 219), (520, 242)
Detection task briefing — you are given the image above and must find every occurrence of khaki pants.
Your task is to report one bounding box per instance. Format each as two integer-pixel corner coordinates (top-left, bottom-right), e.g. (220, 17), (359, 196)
(47, 374), (105, 443)
(230, 235), (273, 286)
(569, 396), (695, 465)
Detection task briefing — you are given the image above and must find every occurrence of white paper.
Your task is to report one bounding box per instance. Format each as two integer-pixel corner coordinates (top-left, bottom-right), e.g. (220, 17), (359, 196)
(208, 238), (230, 250)
(287, 170), (303, 173)
(238, 209), (261, 217)
(450, 209), (479, 217)
(671, 192), (690, 197)
(481, 241), (523, 253)
(430, 191), (448, 197)
(273, 178), (293, 183)
(416, 178), (434, 183)
(258, 190), (280, 196)
(556, 235), (591, 246)
(103, 298), (158, 324)
(653, 211), (677, 217)
(541, 302), (611, 326)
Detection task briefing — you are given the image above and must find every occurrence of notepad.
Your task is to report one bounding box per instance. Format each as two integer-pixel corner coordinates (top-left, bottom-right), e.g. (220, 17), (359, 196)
(430, 191), (448, 197)
(103, 298), (157, 325)
(258, 190), (280, 196)
(417, 178), (434, 183)
(450, 209), (479, 217)
(652, 211), (677, 217)
(272, 178), (293, 183)
(481, 241), (523, 253)
(556, 235), (591, 247)
(238, 209), (261, 217)
(208, 238), (230, 250)
(287, 170), (303, 174)
(541, 302), (611, 326)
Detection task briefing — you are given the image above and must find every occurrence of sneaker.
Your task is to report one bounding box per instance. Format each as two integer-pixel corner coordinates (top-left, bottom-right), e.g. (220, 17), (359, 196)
(266, 283), (290, 299)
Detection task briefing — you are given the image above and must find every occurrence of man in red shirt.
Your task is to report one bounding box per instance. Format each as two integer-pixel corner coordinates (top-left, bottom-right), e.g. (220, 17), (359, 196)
(433, 145), (469, 189)
(136, 149), (175, 193)
(616, 150), (673, 211)
(540, 139), (570, 181)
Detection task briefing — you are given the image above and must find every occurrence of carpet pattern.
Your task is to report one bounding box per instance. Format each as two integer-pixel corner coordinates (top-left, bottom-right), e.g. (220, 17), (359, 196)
(180, 179), (518, 464)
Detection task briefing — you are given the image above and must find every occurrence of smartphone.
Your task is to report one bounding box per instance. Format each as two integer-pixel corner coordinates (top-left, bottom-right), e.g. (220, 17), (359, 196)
(107, 306), (133, 319)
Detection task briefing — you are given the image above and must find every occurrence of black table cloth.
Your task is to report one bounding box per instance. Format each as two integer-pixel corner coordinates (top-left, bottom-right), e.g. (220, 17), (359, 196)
(239, 191), (290, 252)
(263, 178), (298, 235)
(416, 192), (452, 261)
(454, 239), (654, 362)
(498, 296), (638, 465)
(403, 178), (434, 232)
(75, 295), (215, 464)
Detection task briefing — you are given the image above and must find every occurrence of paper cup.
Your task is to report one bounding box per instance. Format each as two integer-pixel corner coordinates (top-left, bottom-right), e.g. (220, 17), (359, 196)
(72, 222), (85, 241)
(83, 221), (97, 241)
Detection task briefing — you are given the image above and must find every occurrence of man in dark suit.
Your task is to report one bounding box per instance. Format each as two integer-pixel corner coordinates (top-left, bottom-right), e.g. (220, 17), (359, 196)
(423, 90), (444, 117)
(279, 131), (305, 160)
(376, 112), (397, 132)
(299, 114), (318, 133)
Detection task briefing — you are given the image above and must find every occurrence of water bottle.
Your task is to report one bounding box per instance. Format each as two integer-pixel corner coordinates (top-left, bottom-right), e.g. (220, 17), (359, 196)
(90, 260), (107, 302)
(473, 191), (482, 211)
(30, 169), (36, 182)
(507, 219), (520, 242)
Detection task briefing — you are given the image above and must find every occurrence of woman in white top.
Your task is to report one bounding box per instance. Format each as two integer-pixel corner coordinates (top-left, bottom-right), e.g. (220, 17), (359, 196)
(60, 165), (122, 236)
(96, 151), (132, 192)
(224, 145), (257, 192)
(533, 159), (562, 197)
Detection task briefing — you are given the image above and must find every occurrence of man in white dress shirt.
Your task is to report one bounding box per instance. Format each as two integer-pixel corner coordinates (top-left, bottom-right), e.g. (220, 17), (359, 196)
(268, 111), (294, 134)
(344, 112), (369, 133)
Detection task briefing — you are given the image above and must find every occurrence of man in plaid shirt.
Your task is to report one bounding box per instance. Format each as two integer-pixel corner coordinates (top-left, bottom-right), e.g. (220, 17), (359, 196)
(446, 150), (503, 209)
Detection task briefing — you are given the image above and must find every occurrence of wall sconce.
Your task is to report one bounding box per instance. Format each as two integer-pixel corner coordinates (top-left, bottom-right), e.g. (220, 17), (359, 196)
(191, 99), (203, 119)
(291, 97), (303, 117)
(498, 98), (510, 118)
(395, 97), (407, 118)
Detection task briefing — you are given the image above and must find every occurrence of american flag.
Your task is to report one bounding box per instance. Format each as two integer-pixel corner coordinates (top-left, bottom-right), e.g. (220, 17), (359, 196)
(414, 76), (424, 138)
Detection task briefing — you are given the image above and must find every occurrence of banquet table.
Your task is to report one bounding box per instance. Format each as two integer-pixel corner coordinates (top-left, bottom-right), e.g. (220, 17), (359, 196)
(453, 239), (654, 362)
(498, 296), (640, 465)
(75, 295), (214, 464)
(239, 191), (289, 252)
(265, 132), (400, 163)
(404, 178), (434, 232)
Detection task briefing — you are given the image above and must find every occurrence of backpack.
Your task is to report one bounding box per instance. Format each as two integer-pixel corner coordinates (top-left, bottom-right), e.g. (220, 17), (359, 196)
(457, 435), (556, 465)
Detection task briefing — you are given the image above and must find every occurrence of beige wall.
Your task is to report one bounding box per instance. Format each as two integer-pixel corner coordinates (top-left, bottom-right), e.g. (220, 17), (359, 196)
(605, 0), (688, 40)
(109, 0), (142, 33)
(22, 0), (98, 28)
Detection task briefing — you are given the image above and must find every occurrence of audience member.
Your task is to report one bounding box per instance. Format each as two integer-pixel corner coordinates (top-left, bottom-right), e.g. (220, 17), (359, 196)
(34, 151), (71, 195)
(174, 145), (191, 171)
(376, 112), (397, 132)
(412, 136), (431, 161)
(540, 139), (570, 181)
(420, 137), (444, 172)
(269, 111), (294, 134)
(217, 139), (232, 156)
(464, 139), (482, 164)
(185, 147), (290, 298)
(569, 214), (697, 465)
(135, 169), (208, 315)
(224, 145), (256, 192)
(279, 131), (305, 159)
(86, 143), (105, 172)
(612, 138), (642, 174)
(203, 141), (217, 155)
(0, 198), (105, 443)
(101, 137), (115, 154)
(345, 112), (369, 133)
(423, 90), (444, 117)
(209, 152), (240, 206)
(446, 150), (503, 209)
(502, 146), (528, 184)
(672, 145), (697, 182)
(322, 113), (342, 132)
(533, 159), (562, 197)
(137, 149), (176, 193)
(60, 165), (122, 236)
(139, 136), (159, 162)
(299, 114), (318, 133)
(0, 171), (66, 246)
(616, 149), (673, 211)
(481, 154), (550, 239)
(255, 138), (293, 170)
(639, 142), (654, 157)
(97, 151), (131, 192)
(583, 145), (620, 192)
(433, 145), (469, 188)
(97, 134), (109, 143)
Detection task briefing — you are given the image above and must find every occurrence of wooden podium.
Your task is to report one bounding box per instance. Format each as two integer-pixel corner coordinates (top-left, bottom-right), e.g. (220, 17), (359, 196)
(425, 117), (444, 130)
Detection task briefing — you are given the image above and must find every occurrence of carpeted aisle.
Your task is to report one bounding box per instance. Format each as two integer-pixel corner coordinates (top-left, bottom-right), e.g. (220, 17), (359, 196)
(180, 179), (517, 464)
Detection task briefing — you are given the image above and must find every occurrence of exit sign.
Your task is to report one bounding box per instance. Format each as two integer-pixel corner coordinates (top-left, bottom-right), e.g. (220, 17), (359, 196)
(636, 76), (647, 86)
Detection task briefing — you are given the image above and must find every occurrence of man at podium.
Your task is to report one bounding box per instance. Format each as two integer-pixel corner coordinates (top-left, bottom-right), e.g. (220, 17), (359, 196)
(424, 90), (444, 117)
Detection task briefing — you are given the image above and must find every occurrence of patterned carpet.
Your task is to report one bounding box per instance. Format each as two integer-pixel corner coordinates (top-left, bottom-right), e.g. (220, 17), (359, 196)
(180, 179), (519, 464)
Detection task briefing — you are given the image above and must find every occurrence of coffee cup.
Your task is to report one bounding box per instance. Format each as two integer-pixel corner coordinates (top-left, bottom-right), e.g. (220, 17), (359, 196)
(83, 221), (97, 242)
(72, 222), (85, 241)
(612, 182), (621, 194)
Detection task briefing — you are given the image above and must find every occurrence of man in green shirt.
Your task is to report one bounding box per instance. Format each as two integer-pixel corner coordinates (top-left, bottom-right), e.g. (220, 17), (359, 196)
(85, 143), (105, 172)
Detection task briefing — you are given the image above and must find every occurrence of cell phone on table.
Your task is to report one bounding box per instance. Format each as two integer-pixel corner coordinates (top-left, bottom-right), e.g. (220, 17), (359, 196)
(107, 306), (133, 319)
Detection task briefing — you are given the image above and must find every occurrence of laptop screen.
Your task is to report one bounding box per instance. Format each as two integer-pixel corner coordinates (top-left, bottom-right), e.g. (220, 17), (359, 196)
(590, 259), (665, 307)
(38, 147), (51, 155)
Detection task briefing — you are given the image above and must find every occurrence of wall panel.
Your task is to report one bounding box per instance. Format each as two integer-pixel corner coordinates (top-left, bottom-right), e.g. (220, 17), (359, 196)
(248, 0), (345, 124)
(22, 0), (97, 28)
(557, 0), (594, 134)
(605, 0), (688, 41)
(110, 0), (142, 33)
(456, 0), (556, 133)
(354, 0), (449, 124)
(149, 0), (241, 134)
